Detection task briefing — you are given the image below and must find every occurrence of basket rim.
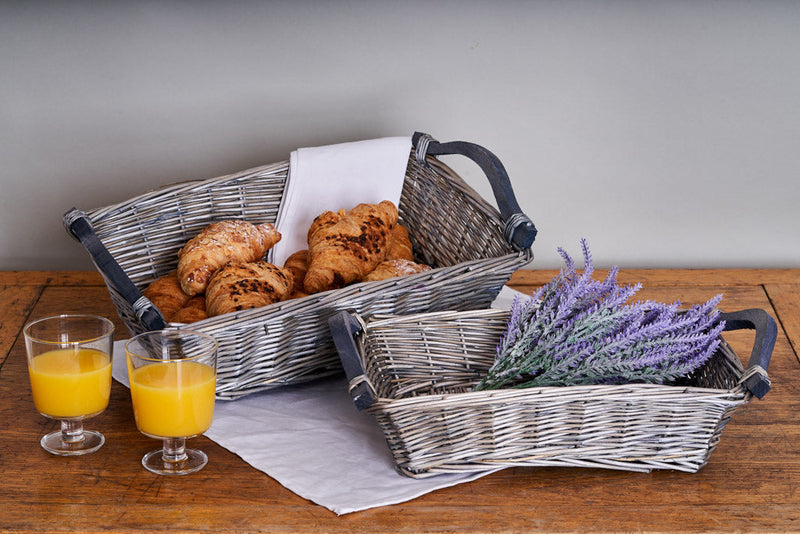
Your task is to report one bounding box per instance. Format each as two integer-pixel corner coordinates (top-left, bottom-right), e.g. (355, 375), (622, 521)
(166, 251), (531, 331)
(354, 308), (752, 412)
(366, 378), (750, 414)
(84, 160), (290, 221)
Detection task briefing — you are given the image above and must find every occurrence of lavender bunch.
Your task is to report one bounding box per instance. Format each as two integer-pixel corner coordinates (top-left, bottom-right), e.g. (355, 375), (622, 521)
(475, 240), (725, 390)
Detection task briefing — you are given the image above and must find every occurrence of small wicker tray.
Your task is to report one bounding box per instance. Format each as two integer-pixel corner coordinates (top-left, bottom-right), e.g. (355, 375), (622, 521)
(330, 307), (775, 478)
(64, 132), (536, 399)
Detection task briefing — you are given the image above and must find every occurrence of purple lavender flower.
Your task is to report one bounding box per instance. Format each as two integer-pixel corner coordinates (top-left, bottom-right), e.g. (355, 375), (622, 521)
(475, 240), (726, 390)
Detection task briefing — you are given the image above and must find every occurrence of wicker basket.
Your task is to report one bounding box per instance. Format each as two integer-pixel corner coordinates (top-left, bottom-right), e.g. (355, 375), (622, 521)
(63, 132), (536, 400)
(329, 307), (775, 478)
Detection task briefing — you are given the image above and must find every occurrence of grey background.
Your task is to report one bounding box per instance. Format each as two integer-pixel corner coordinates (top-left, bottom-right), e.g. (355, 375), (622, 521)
(2, 1), (798, 271)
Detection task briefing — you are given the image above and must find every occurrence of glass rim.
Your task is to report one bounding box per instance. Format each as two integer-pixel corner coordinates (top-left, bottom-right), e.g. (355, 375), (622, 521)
(23, 314), (116, 346)
(124, 329), (218, 363)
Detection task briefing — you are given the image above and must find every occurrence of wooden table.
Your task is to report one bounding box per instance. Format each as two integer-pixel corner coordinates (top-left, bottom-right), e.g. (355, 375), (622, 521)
(1, 269), (798, 532)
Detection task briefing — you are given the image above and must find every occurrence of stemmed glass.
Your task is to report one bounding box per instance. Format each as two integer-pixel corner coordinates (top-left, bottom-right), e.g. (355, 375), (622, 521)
(24, 314), (115, 456)
(125, 330), (218, 475)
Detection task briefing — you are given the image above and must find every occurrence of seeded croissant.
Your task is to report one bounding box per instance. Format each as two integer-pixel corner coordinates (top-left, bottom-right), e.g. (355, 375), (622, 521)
(205, 261), (293, 317)
(177, 220), (281, 296)
(364, 259), (431, 282)
(142, 271), (191, 322)
(304, 201), (398, 294)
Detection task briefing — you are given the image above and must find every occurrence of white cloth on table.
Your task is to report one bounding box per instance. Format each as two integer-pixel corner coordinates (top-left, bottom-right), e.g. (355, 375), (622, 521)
(113, 285), (525, 515)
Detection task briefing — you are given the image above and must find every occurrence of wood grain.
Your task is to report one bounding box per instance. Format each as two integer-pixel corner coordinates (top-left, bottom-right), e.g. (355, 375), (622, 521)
(0, 284), (41, 367)
(766, 284), (800, 364)
(0, 270), (798, 533)
(0, 270), (105, 287)
(510, 267), (800, 288)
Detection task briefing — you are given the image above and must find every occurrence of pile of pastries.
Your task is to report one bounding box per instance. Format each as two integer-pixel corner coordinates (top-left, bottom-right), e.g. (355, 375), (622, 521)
(142, 200), (431, 324)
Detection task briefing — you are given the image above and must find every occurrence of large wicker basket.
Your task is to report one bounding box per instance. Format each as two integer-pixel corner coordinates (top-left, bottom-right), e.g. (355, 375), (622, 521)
(329, 307), (775, 478)
(64, 132), (537, 399)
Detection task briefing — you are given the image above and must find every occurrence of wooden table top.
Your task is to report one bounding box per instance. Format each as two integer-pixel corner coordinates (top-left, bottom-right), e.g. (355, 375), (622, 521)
(1, 269), (798, 532)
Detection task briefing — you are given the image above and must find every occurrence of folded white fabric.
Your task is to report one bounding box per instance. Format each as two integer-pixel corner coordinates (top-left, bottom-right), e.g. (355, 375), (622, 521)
(269, 136), (412, 267)
(112, 286), (524, 515)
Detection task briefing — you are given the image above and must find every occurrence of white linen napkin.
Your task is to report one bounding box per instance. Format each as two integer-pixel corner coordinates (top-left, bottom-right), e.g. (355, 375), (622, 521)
(113, 285), (525, 515)
(269, 136), (412, 267)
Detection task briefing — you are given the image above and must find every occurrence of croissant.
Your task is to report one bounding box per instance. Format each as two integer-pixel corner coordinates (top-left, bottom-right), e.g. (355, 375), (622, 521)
(172, 295), (208, 324)
(205, 261), (293, 317)
(364, 259), (431, 282)
(304, 201), (399, 294)
(177, 220), (281, 296)
(284, 250), (308, 287)
(284, 249), (309, 299)
(385, 224), (414, 262)
(142, 271), (191, 322)
(306, 210), (344, 244)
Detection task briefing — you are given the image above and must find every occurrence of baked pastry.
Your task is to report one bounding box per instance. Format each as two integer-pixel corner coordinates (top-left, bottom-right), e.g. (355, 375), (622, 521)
(177, 220), (281, 296)
(205, 261), (293, 317)
(284, 249), (309, 299)
(141, 271), (191, 322)
(304, 201), (399, 294)
(171, 295), (208, 324)
(364, 259), (431, 282)
(306, 209), (345, 244)
(284, 250), (308, 287)
(385, 224), (414, 262)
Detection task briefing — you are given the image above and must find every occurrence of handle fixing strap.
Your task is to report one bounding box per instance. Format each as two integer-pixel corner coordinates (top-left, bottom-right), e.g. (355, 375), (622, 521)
(414, 133), (436, 164)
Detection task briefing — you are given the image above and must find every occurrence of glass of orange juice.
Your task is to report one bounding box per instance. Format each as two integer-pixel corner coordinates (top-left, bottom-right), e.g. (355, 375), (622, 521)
(125, 330), (217, 476)
(24, 314), (115, 456)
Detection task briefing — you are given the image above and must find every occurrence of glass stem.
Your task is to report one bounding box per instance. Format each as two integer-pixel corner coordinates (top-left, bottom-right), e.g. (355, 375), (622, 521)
(60, 419), (85, 444)
(162, 437), (188, 464)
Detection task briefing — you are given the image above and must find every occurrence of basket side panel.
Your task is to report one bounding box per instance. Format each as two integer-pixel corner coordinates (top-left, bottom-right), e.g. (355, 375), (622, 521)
(86, 163), (288, 289)
(372, 387), (747, 477)
(362, 312), (507, 399)
(400, 155), (515, 268)
(682, 339), (745, 389)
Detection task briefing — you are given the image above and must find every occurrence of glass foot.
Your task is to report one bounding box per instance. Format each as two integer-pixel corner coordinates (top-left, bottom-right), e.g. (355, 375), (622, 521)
(142, 448), (207, 476)
(41, 429), (104, 456)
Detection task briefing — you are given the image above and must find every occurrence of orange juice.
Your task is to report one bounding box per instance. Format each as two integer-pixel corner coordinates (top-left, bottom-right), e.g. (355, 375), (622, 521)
(129, 361), (216, 438)
(28, 348), (112, 418)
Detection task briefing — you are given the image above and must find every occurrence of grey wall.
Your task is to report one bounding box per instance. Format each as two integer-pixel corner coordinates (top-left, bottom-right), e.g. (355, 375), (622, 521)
(2, 1), (798, 271)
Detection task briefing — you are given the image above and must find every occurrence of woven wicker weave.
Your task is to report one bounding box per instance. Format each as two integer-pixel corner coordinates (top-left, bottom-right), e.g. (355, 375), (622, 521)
(65, 133), (535, 399)
(332, 308), (774, 478)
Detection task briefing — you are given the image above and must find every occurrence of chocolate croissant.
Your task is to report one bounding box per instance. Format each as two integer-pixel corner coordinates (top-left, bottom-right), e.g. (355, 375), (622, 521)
(205, 261), (293, 317)
(306, 209), (344, 244)
(142, 271), (191, 322)
(364, 259), (431, 282)
(304, 201), (399, 294)
(177, 220), (281, 296)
